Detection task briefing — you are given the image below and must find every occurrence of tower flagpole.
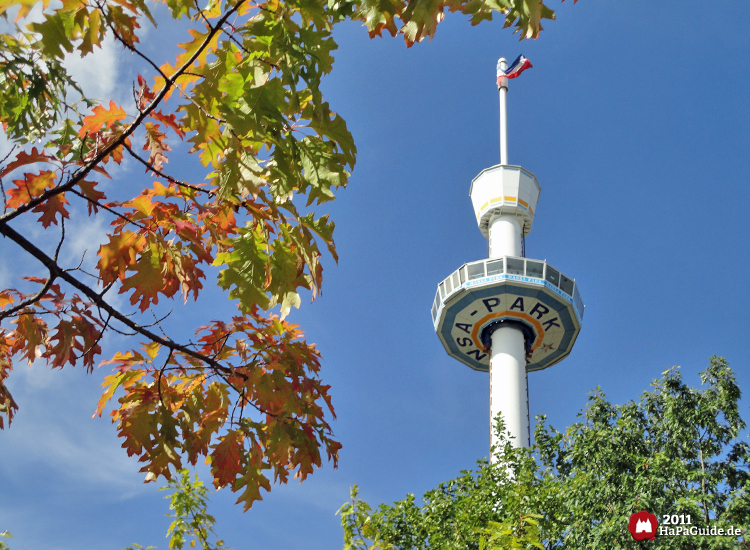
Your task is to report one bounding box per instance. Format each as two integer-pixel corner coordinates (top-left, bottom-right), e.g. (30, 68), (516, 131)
(497, 57), (508, 165)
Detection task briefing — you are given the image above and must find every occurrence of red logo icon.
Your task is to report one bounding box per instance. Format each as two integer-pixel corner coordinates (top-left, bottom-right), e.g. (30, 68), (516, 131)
(628, 510), (658, 541)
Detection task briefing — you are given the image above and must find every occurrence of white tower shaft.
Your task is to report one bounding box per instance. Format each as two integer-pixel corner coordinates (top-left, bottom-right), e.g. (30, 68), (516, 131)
(489, 57), (529, 453)
(488, 215), (529, 452)
(490, 325), (528, 450)
(489, 215), (522, 258)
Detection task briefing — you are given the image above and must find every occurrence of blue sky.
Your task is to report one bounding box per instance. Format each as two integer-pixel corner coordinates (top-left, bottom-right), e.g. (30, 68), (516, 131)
(2, 1), (750, 548)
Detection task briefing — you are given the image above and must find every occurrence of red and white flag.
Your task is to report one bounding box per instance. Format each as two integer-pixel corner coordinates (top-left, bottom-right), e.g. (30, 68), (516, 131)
(497, 55), (532, 87)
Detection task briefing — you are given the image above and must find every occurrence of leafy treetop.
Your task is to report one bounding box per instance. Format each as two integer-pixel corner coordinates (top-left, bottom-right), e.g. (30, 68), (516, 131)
(340, 357), (749, 549)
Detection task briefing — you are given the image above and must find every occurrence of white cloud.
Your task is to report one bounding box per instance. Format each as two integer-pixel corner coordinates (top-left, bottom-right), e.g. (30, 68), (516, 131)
(61, 213), (108, 271)
(0, 1), (124, 106)
(270, 473), (351, 514)
(64, 37), (123, 105)
(1, 364), (149, 498)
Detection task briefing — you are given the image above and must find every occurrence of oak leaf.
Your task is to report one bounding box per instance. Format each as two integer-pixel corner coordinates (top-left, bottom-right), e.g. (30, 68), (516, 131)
(6, 171), (56, 209)
(78, 101), (128, 138)
(97, 232), (146, 285)
(119, 250), (168, 312)
(143, 122), (170, 172)
(10, 314), (48, 366)
(0, 147), (53, 177)
(32, 191), (69, 228)
(210, 430), (245, 487)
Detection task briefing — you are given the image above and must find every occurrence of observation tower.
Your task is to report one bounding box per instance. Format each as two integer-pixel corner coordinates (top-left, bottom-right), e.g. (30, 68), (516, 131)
(430, 57), (584, 452)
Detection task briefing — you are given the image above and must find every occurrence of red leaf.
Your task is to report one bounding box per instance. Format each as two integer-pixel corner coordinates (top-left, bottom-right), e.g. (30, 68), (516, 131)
(77, 179), (107, 214)
(32, 192), (70, 228)
(1, 147), (54, 177)
(211, 430), (244, 487)
(150, 110), (185, 139)
(48, 320), (77, 368)
(137, 74), (157, 111)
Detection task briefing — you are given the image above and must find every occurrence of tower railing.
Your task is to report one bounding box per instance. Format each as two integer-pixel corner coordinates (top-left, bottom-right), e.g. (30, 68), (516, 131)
(431, 256), (584, 325)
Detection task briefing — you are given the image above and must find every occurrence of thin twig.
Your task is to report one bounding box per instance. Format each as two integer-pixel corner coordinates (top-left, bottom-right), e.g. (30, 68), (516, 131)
(0, 276), (56, 319)
(64, 249), (88, 273)
(149, 309), (173, 337)
(157, 348), (174, 411)
(98, 281), (116, 298)
(0, 145), (17, 214)
(68, 188), (149, 230)
(100, 3), (170, 83)
(194, 1), (217, 32)
(122, 143), (210, 195)
(80, 311), (110, 359)
(53, 216), (65, 261)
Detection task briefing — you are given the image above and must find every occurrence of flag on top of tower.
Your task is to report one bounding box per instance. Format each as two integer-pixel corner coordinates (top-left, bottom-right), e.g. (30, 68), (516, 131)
(496, 55), (532, 87)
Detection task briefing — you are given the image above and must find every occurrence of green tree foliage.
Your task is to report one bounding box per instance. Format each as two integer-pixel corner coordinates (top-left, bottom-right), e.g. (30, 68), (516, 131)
(339, 357), (750, 549)
(478, 517), (544, 550)
(160, 469), (229, 550)
(123, 468), (224, 550)
(339, 485), (396, 550)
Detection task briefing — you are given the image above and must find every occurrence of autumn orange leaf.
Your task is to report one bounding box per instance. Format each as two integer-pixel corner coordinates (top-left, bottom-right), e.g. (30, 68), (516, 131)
(119, 255), (167, 312)
(150, 110), (185, 139)
(32, 192), (70, 228)
(6, 170), (56, 209)
(95, 368), (145, 417)
(0, 291), (14, 310)
(78, 101), (128, 138)
(97, 232), (146, 285)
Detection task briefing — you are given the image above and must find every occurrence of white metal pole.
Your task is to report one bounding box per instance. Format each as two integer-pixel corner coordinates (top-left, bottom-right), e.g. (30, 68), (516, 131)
(498, 57), (508, 165)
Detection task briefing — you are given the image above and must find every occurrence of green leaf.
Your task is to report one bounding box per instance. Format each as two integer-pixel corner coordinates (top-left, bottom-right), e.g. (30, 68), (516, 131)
(214, 223), (272, 313)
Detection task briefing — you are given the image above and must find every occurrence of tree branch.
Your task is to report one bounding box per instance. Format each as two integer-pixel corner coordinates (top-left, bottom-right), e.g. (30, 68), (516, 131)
(0, 220), (232, 376)
(0, 220), (288, 423)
